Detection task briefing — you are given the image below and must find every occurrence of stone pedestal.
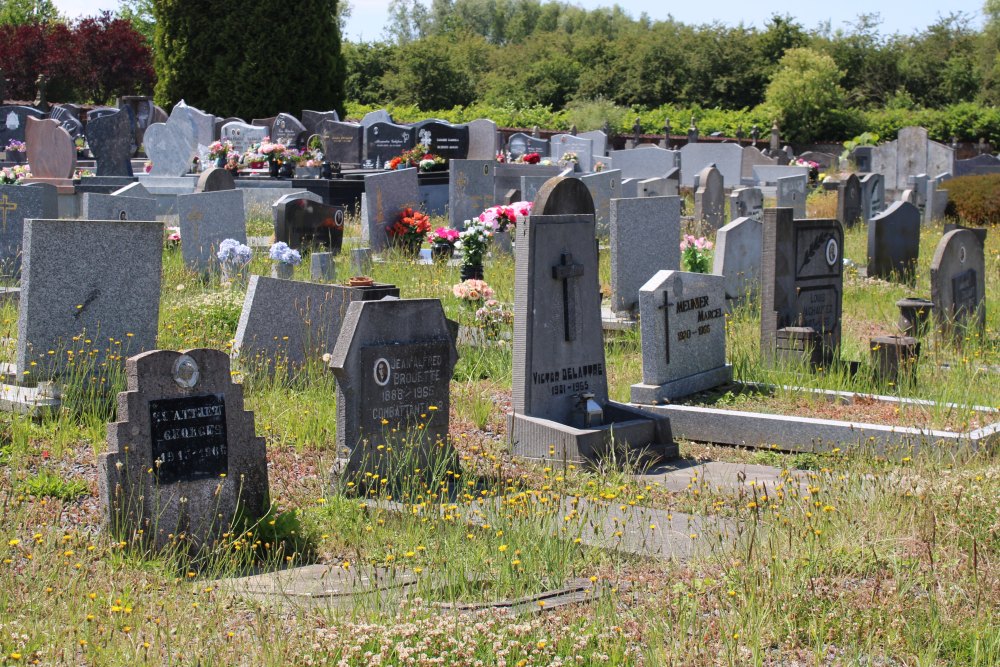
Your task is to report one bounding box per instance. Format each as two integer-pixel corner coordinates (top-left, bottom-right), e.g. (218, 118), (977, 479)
(896, 297), (933, 338)
(870, 335), (920, 386)
(775, 327), (825, 369)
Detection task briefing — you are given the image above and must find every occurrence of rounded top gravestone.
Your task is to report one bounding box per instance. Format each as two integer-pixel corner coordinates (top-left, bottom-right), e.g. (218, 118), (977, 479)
(930, 228), (986, 338)
(532, 177), (595, 216)
(195, 167), (235, 193)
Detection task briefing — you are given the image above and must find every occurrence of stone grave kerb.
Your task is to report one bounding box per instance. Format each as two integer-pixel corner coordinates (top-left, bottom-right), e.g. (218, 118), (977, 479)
(98, 348), (269, 552)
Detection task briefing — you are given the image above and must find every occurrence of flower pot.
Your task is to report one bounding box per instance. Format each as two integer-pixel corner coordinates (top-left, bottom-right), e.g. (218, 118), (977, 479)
(268, 161), (280, 178)
(5, 152), (25, 164)
(215, 157), (226, 168)
(431, 242), (454, 262)
(220, 262), (249, 285)
(279, 162), (295, 178)
(460, 263), (484, 281)
(271, 263), (295, 280)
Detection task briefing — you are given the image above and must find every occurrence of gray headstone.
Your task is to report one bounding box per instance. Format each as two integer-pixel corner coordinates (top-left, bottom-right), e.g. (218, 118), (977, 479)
(360, 109), (392, 129)
(640, 173), (678, 197)
(924, 174), (950, 225)
(609, 196), (681, 314)
(300, 109), (339, 134)
(608, 146), (678, 180)
(740, 146), (778, 181)
(170, 100), (216, 156)
(867, 201), (920, 281)
(680, 143), (743, 188)
(16, 218), (162, 380)
(220, 121), (268, 156)
(693, 164), (724, 229)
(631, 270), (730, 402)
(550, 134), (594, 172)
(111, 182), (151, 199)
(521, 174), (555, 203)
(86, 109), (134, 177)
(713, 216), (762, 304)
(905, 173), (928, 208)
(859, 173), (884, 223)
(0, 183), (57, 280)
(872, 126), (956, 193)
(836, 174), (862, 228)
(495, 163), (561, 203)
(954, 154), (1000, 177)
(144, 114), (198, 177)
(752, 164), (810, 185)
(234, 276), (399, 376)
(467, 118), (499, 160)
(177, 189), (247, 272)
(797, 151), (837, 171)
(194, 167), (235, 193)
(729, 187), (763, 222)
(579, 169), (621, 236)
(99, 348), (269, 552)
(329, 298), (458, 479)
(81, 193), (156, 221)
(760, 209), (844, 366)
(448, 160), (496, 230)
(363, 168), (419, 252)
(311, 252), (336, 281)
(776, 175), (808, 219)
(578, 130), (608, 157)
(930, 229), (986, 341)
(506, 132), (548, 159)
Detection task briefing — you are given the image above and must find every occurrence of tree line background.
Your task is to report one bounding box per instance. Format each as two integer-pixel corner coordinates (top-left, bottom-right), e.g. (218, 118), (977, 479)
(2, 0), (1000, 143)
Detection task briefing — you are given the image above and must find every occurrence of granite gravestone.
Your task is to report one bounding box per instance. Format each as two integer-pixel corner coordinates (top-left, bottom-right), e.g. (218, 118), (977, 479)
(753, 164), (810, 186)
(693, 164), (724, 229)
(170, 101), (216, 156)
(234, 276), (399, 376)
(509, 177), (675, 462)
(866, 201), (920, 282)
(924, 174), (950, 224)
(630, 270), (731, 403)
(98, 348), (269, 552)
(680, 143), (743, 188)
(0, 183), (57, 280)
(111, 182), (151, 199)
(177, 189), (247, 273)
(954, 154), (1000, 177)
(549, 134), (594, 171)
(317, 120), (363, 166)
(578, 130), (608, 157)
(776, 174), (807, 219)
(118, 95), (157, 147)
(467, 118), (498, 160)
(220, 121), (268, 156)
(506, 132), (548, 159)
(81, 193), (156, 222)
(360, 109), (392, 128)
(859, 173), (885, 223)
(362, 168), (419, 252)
(609, 196), (681, 314)
(194, 167), (235, 193)
(448, 160), (496, 230)
(930, 229), (986, 341)
(413, 120), (469, 160)
(729, 187), (763, 222)
(871, 126), (955, 194)
(712, 216), (762, 305)
(836, 174), (862, 228)
(49, 105), (84, 141)
(760, 208), (844, 366)
(740, 146), (778, 181)
(608, 146), (677, 180)
(329, 298), (458, 480)
(272, 192), (345, 252)
(16, 218), (162, 381)
(580, 169), (621, 236)
(24, 117), (75, 180)
(365, 122), (415, 168)
(271, 113), (307, 148)
(144, 113), (198, 177)
(86, 109), (134, 177)
(301, 110), (339, 135)
(0, 105), (46, 149)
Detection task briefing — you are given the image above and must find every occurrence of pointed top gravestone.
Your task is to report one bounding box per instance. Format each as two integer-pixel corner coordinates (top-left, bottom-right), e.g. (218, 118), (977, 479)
(86, 108), (134, 177)
(713, 216), (763, 304)
(836, 174), (862, 228)
(25, 117), (75, 180)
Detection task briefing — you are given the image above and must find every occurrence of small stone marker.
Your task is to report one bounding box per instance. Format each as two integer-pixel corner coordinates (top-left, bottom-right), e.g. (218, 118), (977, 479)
(693, 164), (724, 229)
(760, 208), (844, 367)
(0, 183), (57, 280)
(99, 348), (269, 552)
(329, 298), (458, 480)
(930, 229), (986, 341)
(194, 167), (235, 193)
(729, 187), (763, 222)
(867, 201), (920, 281)
(80, 193), (156, 221)
(631, 270), (731, 402)
(836, 174), (862, 227)
(86, 109), (134, 177)
(177, 189), (247, 273)
(776, 175), (807, 219)
(609, 196), (680, 314)
(311, 252), (336, 281)
(273, 192), (345, 252)
(362, 168), (419, 252)
(712, 216), (762, 305)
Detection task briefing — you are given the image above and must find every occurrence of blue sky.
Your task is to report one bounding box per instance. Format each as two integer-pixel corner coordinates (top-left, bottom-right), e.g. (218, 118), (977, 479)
(53, 0), (986, 42)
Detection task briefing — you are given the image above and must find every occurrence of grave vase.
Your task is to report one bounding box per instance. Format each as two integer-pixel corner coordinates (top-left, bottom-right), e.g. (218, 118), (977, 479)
(271, 263), (295, 280)
(278, 162), (295, 178)
(215, 156), (226, 168)
(460, 263), (484, 281)
(220, 262), (249, 286)
(431, 242), (454, 262)
(267, 160), (280, 178)
(5, 151), (26, 164)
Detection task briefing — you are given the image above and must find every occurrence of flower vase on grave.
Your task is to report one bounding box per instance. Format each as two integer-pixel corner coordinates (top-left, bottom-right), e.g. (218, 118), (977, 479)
(220, 263), (249, 286)
(271, 263), (295, 280)
(268, 160), (280, 178)
(460, 263), (484, 281)
(431, 242), (454, 262)
(278, 161), (295, 179)
(6, 151), (25, 164)
(215, 157), (226, 168)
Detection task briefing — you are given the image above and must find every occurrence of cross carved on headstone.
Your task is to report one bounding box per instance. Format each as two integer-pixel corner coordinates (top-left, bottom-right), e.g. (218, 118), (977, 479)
(552, 251), (584, 342)
(0, 194), (17, 232)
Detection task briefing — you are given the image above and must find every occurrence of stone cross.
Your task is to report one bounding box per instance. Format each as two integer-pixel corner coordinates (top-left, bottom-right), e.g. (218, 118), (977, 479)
(33, 74), (48, 112)
(632, 117), (642, 144)
(552, 251), (584, 341)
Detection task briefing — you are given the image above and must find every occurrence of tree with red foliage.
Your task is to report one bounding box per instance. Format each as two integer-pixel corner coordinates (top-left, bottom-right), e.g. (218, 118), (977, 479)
(0, 21), (80, 102)
(75, 12), (155, 103)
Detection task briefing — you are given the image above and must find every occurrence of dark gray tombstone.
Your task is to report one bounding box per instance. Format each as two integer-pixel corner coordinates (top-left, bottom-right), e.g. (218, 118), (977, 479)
(365, 122), (415, 168)
(318, 120), (363, 166)
(506, 132), (548, 159)
(49, 104), (84, 141)
(271, 112), (308, 148)
(362, 168), (419, 252)
(867, 201), (920, 281)
(360, 109), (392, 129)
(272, 192), (345, 252)
(412, 120), (469, 159)
(954, 154), (1000, 177)
(760, 208), (844, 366)
(859, 173), (885, 223)
(0, 105), (46, 149)
(836, 173), (862, 228)
(712, 216), (763, 305)
(99, 348), (269, 552)
(86, 109), (135, 177)
(301, 109), (339, 135)
(118, 95), (157, 148)
(0, 183), (57, 280)
(930, 229), (986, 342)
(177, 190), (247, 272)
(729, 187), (763, 222)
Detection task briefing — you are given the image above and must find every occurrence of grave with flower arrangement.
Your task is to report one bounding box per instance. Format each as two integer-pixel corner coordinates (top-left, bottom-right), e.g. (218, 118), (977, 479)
(177, 189), (247, 273)
(361, 168), (420, 252)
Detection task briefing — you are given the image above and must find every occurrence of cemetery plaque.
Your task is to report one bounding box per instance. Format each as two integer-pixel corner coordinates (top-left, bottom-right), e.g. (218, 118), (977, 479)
(318, 120), (363, 165)
(867, 201), (920, 281)
(506, 132), (548, 159)
(148, 393), (228, 485)
(365, 122), (415, 168)
(930, 229), (986, 341)
(413, 120), (469, 159)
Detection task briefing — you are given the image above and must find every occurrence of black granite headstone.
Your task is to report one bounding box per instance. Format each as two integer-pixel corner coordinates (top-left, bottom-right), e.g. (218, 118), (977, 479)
(86, 109), (135, 177)
(507, 132), (548, 159)
(0, 105), (46, 149)
(365, 121), (415, 168)
(318, 119), (363, 165)
(271, 112), (307, 148)
(273, 195), (345, 252)
(412, 120), (469, 159)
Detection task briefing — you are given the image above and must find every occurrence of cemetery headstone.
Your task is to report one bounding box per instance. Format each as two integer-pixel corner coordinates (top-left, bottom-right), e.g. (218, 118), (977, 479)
(776, 174), (807, 219)
(760, 208), (844, 366)
(467, 118), (498, 159)
(363, 168), (420, 252)
(24, 117), (75, 180)
(194, 167), (235, 193)
(712, 216), (762, 304)
(118, 95), (157, 147)
(86, 109), (135, 177)
(506, 132), (548, 159)
(752, 164), (810, 185)
(98, 348), (269, 552)
(273, 192), (345, 252)
(578, 130), (608, 157)
(329, 298), (458, 479)
(311, 252), (336, 281)
(630, 270), (731, 402)
(729, 187), (763, 222)
(609, 196), (681, 314)
(693, 164), (724, 229)
(365, 122), (415, 168)
(360, 109), (392, 129)
(412, 120), (469, 159)
(680, 143), (743, 188)
(16, 218), (162, 380)
(608, 146), (678, 180)
(549, 134), (594, 171)
(170, 100), (216, 154)
(317, 120), (363, 165)
(924, 173), (950, 224)
(111, 182), (151, 198)
(872, 126), (955, 193)
(301, 110), (339, 135)
(866, 201), (920, 282)
(271, 112), (308, 148)
(81, 193), (156, 221)
(0, 183), (57, 280)
(954, 154), (1000, 177)
(448, 160), (495, 230)
(859, 173), (885, 223)
(579, 169), (621, 235)
(177, 189), (247, 272)
(836, 173), (862, 228)
(49, 104), (84, 141)
(144, 113), (198, 177)
(220, 121), (268, 157)
(930, 229), (986, 341)
(740, 146), (778, 181)
(0, 105), (46, 148)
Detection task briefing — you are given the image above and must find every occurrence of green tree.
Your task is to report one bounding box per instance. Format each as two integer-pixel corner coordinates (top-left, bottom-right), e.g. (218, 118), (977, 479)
(764, 47), (857, 143)
(117, 0), (154, 44)
(0, 0), (59, 26)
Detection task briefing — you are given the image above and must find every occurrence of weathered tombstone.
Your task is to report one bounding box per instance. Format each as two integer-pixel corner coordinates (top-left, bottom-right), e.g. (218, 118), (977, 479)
(360, 109), (392, 129)
(903, 173), (928, 209)
(329, 298), (458, 479)
(859, 173), (885, 223)
(467, 118), (498, 160)
(194, 167), (235, 193)
(272, 192), (345, 251)
(836, 173), (862, 228)
(930, 229), (986, 341)
(80, 193), (156, 221)
(680, 143), (743, 188)
(362, 168), (419, 252)
(509, 177), (675, 462)
(86, 109), (135, 177)
(712, 216), (762, 304)
(579, 169), (621, 235)
(24, 117), (75, 181)
(49, 104), (84, 141)
(776, 174), (807, 219)
(170, 100), (216, 154)
(693, 164), (724, 229)
(608, 146), (678, 180)
(144, 114), (198, 177)
(311, 252), (336, 281)
(760, 208), (844, 367)
(16, 218), (162, 381)
(549, 134), (594, 171)
(506, 132), (548, 159)
(412, 120), (469, 159)
(448, 160), (496, 230)
(752, 164), (810, 186)
(317, 120), (363, 166)
(0, 105), (46, 149)
(871, 126), (955, 194)
(271, 112), (308, 148)
(300, 109), (339, 135)
(0, 183), (57, 280)
(177, 190), (247, 273)
(365, 122), (415, 168)
(866, 201), (920, 282)
(98, 348), (269, 552)
(729, 187), (763, 222)
(578, 129), (607, 157)
(630, 270), (731, 402)
(234, 277), (399, 375)
(220, 121), (268, 156)
(609, 196), (681, 314)
(740, 146), (778, 181)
